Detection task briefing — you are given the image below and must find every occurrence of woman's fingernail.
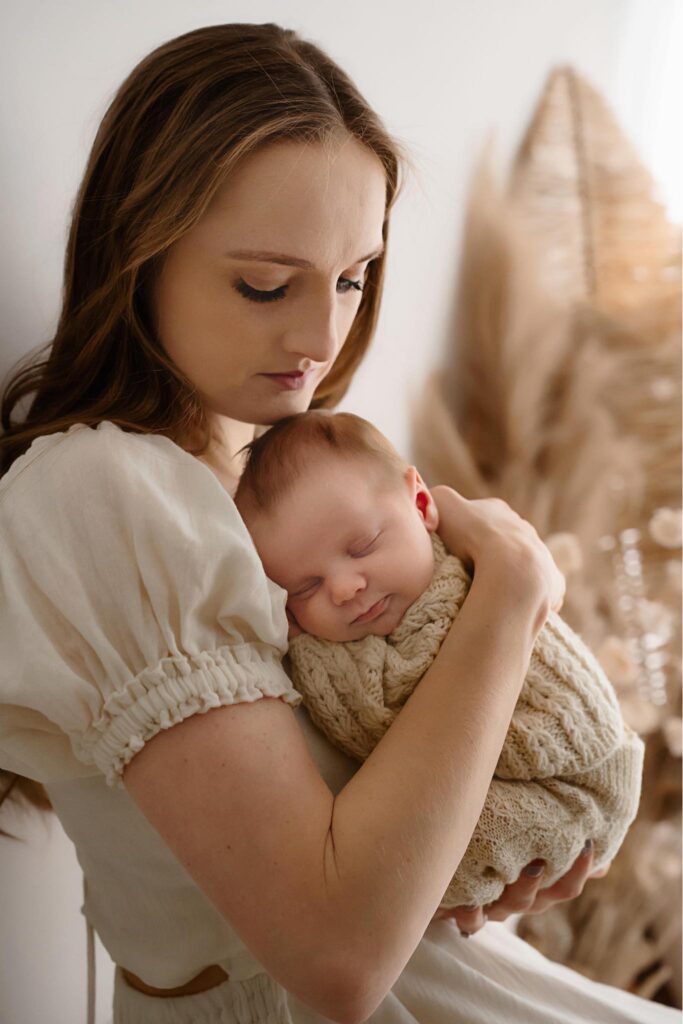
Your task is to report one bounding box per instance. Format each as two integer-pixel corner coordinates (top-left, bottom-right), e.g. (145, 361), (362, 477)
(523, 859), (546, 877)
(581, 838), (593, 857)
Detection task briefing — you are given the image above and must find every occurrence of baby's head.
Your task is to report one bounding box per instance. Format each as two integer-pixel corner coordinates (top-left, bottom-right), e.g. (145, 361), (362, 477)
(234, 411), (440, 642)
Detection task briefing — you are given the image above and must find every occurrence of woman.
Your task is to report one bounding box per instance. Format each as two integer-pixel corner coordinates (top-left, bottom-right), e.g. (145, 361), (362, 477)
(0, 23), (675, 1024)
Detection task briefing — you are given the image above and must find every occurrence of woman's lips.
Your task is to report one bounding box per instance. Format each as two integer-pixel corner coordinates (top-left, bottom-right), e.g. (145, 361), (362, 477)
(352, 595), (389, 625)
(260, 369), (313, 391)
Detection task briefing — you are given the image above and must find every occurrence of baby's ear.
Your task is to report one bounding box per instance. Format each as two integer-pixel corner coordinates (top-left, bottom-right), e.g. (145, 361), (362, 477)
(405, 466), (439, 532)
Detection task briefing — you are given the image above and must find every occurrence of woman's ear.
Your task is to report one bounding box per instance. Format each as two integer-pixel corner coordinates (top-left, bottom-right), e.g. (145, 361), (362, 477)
(405, 466), (439, 532)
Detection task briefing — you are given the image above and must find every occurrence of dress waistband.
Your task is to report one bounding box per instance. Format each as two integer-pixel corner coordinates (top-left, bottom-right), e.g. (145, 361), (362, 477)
(120, 963), (229, 997)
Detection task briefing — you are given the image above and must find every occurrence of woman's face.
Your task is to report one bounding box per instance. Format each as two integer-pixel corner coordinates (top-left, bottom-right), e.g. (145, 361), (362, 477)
(152, 136), (387, 426)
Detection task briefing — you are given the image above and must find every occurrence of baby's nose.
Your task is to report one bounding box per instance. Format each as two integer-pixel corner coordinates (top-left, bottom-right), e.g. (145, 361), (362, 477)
(330, 572), (366, 606)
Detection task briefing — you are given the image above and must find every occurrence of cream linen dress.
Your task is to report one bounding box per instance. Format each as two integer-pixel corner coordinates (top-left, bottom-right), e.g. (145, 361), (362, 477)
(0, 421), (678, 1024)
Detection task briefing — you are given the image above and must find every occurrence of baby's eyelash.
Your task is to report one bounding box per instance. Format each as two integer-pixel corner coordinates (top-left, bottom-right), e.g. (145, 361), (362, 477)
(351, 533), (381, 557)
(290, 579), (321, 599)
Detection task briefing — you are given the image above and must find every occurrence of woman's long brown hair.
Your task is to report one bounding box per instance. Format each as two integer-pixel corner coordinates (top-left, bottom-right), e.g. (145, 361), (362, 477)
(0, 22), (407, 836)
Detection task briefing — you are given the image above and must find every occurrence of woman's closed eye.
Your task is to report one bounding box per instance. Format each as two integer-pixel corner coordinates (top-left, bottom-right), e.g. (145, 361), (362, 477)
(234, 277), (363, 304)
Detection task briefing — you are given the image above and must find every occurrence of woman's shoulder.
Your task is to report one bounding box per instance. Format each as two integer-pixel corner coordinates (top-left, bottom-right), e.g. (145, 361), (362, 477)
(0, 421), (294, 790)
(0, 417), (285, 613)
(0, 420), (231, 519)
(1, 421), (187, 496)
(0, 420), (256, 564)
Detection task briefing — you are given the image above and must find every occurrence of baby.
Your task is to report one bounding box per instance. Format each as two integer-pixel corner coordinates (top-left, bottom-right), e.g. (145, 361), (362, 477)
(234, 410), (644, 908)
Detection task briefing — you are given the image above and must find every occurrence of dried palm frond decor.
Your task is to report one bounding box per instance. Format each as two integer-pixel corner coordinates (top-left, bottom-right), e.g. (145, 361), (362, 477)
(411, 66), (682, 1008)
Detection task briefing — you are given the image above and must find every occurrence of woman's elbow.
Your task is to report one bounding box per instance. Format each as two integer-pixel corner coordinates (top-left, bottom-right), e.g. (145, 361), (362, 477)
(303, 961), (391, 1024)
(321, 988), (380, 1024)
(330, 965), (395, 1024)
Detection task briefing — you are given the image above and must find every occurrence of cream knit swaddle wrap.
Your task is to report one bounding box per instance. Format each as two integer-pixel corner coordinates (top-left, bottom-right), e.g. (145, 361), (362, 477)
(287, 533), (644, 907)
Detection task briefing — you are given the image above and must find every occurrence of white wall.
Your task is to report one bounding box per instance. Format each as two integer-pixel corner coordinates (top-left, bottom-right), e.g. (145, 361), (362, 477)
(1, 2), (680, 1021)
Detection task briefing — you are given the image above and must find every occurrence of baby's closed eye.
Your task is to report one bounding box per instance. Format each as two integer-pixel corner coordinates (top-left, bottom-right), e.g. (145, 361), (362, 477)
(289, 579), (321, 600)
(350, 532), (381, 557)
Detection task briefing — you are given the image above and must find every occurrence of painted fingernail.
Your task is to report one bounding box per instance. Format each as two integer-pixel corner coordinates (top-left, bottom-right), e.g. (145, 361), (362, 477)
(581, 838), (593, 856)
(523, 859), (546, 877)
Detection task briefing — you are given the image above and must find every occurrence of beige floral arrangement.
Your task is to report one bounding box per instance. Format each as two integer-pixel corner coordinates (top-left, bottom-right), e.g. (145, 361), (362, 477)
(411, 66), (681, 1008)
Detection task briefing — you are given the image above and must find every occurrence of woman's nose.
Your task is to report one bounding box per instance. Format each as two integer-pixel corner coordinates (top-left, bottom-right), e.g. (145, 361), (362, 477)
(329, 570), (366, 606)
(282, 292), (340, 364)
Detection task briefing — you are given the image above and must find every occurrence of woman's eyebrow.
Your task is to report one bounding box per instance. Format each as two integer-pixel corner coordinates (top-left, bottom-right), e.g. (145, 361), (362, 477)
(224, 247), (384, 269)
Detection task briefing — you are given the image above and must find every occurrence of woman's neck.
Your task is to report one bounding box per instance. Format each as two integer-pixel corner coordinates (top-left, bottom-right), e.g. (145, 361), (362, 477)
(184, 414), (257, 497)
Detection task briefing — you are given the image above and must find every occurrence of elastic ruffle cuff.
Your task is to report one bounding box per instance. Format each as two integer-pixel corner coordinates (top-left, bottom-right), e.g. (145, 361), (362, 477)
(73, 644), (302, 789)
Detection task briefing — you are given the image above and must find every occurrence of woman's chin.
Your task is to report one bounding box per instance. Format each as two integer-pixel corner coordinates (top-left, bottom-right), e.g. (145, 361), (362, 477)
(206, 379), (318, 426)
(251, 391), (317, 425)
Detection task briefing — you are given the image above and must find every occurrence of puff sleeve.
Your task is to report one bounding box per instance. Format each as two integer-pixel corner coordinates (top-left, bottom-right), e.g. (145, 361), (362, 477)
(0, 422), (302, 789)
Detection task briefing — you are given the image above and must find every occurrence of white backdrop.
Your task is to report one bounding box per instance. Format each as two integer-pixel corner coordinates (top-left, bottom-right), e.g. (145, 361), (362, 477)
(1, 2), (680, 1022)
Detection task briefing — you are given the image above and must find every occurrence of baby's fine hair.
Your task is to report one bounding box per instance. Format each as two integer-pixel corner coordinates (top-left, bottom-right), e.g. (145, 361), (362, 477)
(234, 410), (408, 520)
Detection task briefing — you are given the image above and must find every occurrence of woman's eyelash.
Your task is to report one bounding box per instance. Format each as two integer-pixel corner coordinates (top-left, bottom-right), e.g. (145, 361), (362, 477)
(235, 280), (286, 303)
(341, 278), (363, 293)
(234, 277), (363, 304)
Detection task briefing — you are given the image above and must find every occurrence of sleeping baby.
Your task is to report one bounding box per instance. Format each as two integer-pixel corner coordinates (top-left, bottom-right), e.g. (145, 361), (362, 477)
(233, 409), (644, 908)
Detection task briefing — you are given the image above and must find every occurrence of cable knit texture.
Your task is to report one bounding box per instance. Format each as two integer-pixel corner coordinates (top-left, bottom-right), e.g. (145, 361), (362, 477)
(288, 533), (644, 906)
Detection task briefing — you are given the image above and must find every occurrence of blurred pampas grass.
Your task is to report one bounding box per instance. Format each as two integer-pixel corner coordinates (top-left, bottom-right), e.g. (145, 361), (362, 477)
(411, 66), (681, 1005)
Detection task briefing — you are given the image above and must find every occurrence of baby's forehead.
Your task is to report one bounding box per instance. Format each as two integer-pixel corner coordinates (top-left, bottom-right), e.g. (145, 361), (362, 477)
(266, 456), (388, 520)
(285, 451), (396, 505)
(304, 445), (397, 482)
(245, 448), (403, 541)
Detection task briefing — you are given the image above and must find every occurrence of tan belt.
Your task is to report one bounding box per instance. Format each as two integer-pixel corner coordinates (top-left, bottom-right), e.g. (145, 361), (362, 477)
(121, 963), (229, 998)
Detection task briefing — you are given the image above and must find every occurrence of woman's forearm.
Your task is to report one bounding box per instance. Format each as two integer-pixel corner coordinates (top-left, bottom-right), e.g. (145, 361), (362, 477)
(324, 569), (542, 1016)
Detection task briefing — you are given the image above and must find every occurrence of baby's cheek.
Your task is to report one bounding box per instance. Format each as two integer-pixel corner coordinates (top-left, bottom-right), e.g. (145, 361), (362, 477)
(295, 600), (343, 641)
(288, 598), (316, 634)
(399, 551), (435, 610)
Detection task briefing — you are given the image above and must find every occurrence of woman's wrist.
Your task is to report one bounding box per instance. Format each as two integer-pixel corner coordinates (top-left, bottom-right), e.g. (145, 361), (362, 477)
(432, 485), (561, 634)
(469, 560), (551, 643)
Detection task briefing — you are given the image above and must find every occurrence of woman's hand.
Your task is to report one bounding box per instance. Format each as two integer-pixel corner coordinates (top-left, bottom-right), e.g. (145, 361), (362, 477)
(430, 485), (566, 623)
(431, 842), (611, 934)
